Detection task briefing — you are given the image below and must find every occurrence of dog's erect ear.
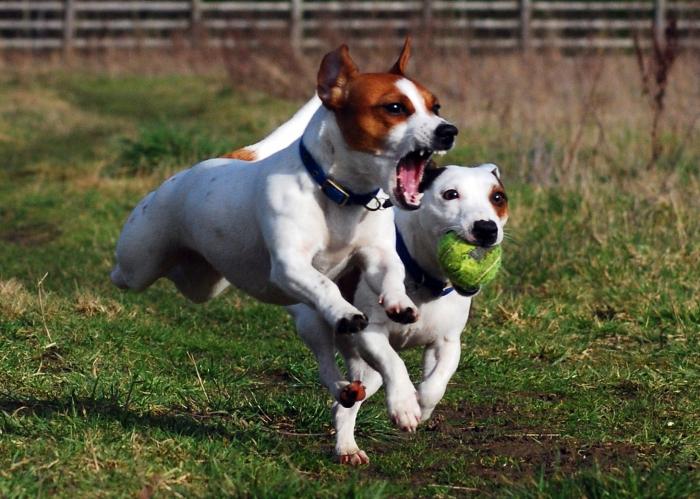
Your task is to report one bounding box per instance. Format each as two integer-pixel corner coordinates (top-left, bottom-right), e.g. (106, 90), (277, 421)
(317, 44), (359, 109)
(389, 37), (412, 76)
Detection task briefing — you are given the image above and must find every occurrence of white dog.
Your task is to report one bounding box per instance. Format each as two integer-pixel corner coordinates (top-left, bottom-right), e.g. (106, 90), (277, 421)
(236, 97), (509, 463)
(110, 40), (458, 344)
(292, 164), (508, 464)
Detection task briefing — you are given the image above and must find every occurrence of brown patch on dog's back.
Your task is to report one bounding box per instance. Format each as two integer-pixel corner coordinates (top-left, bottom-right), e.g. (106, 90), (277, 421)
(222, 147), (257, 161)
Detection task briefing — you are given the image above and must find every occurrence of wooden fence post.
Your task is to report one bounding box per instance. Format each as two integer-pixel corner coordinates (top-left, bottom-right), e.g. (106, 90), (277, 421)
(520, 0), (531, 51)
(654, 0), (666, 46)
(191, 0), (203, 48)
(422, 0), (433, 28)
(421, 0), (433, 48)
(291, 0), (303, 55)
(63, 0), (75, 55)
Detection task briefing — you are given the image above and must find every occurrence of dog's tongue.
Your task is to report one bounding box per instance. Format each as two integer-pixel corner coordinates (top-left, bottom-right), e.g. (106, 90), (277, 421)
(398, 153), (423, 205)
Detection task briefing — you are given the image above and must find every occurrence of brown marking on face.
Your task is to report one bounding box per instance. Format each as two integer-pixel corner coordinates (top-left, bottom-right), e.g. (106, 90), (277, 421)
(489, 185), (509, 219)
(413, 79), (440, 115)
(222, 147), (257, 161)
(315, 42), (442, 155)
(332, 75), (439, 155)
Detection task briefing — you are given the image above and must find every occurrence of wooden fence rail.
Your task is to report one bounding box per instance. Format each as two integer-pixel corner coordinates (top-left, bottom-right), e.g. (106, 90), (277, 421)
(1, 0), (698, 51)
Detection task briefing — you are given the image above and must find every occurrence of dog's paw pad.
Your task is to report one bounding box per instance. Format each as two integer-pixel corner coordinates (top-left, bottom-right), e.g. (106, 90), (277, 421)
(335, 314), (368, 334)
(386, 307), (417, 324)
(338, 450), (369, 466)
(338, 380), (366, 408)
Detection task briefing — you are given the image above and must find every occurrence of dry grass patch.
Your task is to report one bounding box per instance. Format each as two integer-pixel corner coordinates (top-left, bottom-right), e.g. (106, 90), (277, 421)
(74, 291), (123, 319)
(0, 278), (34, 319)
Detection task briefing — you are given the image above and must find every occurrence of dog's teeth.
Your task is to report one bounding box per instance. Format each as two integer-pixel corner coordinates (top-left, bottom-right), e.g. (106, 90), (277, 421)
(435, 150), (447, 156)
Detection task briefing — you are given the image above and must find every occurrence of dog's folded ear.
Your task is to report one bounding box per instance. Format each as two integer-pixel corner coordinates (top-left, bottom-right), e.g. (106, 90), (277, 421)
(389, 37), (412, 76)
(475, 163), (503, 185)
(317, 44), (359, 109)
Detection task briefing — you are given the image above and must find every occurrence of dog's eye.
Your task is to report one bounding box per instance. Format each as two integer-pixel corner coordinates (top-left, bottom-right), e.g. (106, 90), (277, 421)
(491, 191), (507, 206)
(442, 189), (459, 201)
(432, 104), (441, 116)
(383, 102), (407, 116)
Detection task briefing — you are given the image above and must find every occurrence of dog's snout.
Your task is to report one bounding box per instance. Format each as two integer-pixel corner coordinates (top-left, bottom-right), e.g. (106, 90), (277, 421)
(436, 123), (458, 138)
(472, 220), (498, 246)
(433, 123), (458, 150)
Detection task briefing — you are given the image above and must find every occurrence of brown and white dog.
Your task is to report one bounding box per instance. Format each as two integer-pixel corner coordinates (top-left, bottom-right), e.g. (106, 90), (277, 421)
(238, 104), (509, 463)
(231, 80), (509, 464)
(111, 42), (457, 357)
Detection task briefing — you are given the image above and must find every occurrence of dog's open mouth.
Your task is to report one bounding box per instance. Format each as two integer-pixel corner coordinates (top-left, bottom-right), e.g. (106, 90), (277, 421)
(394, 148), (432, 210)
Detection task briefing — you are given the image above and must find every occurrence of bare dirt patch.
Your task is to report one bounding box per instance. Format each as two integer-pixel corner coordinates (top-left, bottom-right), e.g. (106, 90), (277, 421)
(1, 222), (61, 246)
(398, 401), (642, 487)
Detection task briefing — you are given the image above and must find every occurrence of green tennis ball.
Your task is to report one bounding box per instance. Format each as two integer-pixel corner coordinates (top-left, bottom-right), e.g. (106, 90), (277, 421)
(437, 231), (502, 293)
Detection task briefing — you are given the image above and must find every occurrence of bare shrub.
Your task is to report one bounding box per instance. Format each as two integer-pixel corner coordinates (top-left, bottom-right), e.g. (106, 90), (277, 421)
(634, 17), (680, 168)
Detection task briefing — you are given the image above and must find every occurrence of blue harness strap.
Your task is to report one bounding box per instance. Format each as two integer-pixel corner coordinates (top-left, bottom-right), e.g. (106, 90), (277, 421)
(395, 225), (454, 297)
(299, 140), (380, 208)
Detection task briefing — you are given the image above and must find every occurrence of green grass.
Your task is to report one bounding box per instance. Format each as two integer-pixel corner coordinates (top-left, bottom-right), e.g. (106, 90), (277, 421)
(1, 69), (699, 497)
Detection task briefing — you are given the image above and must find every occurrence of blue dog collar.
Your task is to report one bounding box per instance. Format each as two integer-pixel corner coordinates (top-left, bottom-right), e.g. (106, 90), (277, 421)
(299, 140), (380, 208)
(395, 225), (454, 297)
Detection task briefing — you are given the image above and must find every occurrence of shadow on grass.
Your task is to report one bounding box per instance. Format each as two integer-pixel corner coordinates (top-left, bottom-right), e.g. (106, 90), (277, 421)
(0, 394), (246, 440)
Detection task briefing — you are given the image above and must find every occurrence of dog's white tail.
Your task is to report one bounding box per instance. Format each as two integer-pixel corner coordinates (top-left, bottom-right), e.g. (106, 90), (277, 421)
(224, 95), (321, 162)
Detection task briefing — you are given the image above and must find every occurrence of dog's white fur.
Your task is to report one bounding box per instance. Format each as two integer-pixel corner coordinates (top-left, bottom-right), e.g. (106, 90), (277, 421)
(244, 99), (508, 464)
(295, 164), (507, 464)
(110, 49), (454, 336)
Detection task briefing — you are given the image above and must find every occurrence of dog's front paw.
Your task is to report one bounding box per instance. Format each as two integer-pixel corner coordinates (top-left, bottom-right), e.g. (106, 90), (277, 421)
(335, 313), (368, 334)
(338, 380), (366, 408)
(380, 293), (418, 324)
(385, 307), (418, 324)
(338, 450), (370, 466)
(387, 391), (422, 432)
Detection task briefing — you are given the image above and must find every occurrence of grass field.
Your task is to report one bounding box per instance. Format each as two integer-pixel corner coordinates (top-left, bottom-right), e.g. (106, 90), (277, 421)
(1, 52), (699, 497)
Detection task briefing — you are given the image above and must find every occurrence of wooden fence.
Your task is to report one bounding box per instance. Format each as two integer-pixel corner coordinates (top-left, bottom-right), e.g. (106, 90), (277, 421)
(1, 0), (699, 52)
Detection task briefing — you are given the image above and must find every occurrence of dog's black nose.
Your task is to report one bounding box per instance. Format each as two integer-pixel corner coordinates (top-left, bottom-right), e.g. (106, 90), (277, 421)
(433, 123), (458, 150)
(472, 220), (498, 246)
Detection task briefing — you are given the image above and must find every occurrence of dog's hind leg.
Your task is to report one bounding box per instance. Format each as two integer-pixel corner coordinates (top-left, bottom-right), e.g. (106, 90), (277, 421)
(333, 354), (383, 466)
(166, 249), (229, 303)
(112, 191), (176, 292)
(288, 305), (365, 407)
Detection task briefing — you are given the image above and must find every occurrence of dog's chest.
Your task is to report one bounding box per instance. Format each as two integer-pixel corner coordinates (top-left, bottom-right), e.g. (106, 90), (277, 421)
(311, 246), (354, 277)
(387, 293), (471, 350)
(309, 223), (362, 276)
(308, 204), (381, 275)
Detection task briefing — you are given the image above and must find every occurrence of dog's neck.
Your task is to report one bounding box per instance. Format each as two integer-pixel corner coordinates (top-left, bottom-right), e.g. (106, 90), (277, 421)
(394, 210), (448, 285)
(300, 106), (388, 195)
